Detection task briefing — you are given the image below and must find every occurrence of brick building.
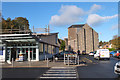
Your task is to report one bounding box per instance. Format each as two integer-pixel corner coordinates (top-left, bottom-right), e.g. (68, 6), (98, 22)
(68, 23), (99, 54)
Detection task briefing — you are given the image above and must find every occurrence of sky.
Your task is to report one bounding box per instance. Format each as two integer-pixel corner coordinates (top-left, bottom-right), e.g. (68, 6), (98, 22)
(2, 2), (118, 42)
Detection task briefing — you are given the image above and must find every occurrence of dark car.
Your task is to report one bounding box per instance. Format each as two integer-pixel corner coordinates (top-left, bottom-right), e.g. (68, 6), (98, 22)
(54, 51), (77, 58)
(82, 51), (86, 55)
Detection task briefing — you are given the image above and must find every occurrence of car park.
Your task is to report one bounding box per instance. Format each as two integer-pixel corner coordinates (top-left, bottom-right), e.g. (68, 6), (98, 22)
(114, 61), (120, 75)
(94, 49), (110, 60)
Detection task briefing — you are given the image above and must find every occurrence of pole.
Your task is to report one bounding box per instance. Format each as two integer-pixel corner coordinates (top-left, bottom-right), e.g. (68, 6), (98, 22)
(78, 56), (79, 65)
(29, 58), (31, 67)
(12, 58), (14, 67)
(75, 57), (76, 64)
(64, 54), (65, 64)
(45, 55), (46, 61)
(68, 56), (69, 66)
(47, 58), (48, 67)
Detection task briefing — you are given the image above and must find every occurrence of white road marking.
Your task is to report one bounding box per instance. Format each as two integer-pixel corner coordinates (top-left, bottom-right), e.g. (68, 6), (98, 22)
(40, 77), (77, 79)
(40, 67), (77, 79)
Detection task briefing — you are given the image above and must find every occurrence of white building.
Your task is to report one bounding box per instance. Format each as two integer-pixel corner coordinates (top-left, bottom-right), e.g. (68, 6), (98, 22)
(0, 33), (59, 62)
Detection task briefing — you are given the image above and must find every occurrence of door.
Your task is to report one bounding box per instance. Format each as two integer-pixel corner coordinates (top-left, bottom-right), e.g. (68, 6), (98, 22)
(11, 48), (16, 61)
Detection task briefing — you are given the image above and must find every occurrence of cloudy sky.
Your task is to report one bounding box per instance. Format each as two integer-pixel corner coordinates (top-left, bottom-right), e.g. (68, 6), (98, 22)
(2, 2), (118, 41)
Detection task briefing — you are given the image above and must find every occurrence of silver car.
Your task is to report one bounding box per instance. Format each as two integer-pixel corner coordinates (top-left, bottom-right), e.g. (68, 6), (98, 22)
(114, 61), (120, 75)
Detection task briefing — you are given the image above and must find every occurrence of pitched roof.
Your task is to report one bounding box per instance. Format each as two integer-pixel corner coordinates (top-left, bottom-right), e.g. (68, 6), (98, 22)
(68, 24), (85, 29)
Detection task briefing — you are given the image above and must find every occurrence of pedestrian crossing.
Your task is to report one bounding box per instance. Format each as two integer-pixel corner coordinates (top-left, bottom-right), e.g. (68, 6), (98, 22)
(40, 67), (77, 80)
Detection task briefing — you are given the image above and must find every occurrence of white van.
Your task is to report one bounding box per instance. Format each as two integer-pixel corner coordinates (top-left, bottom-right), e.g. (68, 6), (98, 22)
(94, 49), (110, 60)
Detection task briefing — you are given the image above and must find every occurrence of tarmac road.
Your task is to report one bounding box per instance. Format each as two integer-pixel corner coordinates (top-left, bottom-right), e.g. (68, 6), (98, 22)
(77, 55), (120, 80)
(1, 55), (120, 80)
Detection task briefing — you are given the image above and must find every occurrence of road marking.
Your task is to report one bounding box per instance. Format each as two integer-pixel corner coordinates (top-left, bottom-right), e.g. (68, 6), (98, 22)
(40, 67), (77, 79)
(43, 74), (76, 76)
(48, 70), (76, 71)
(46, 72), (76, 73)
(40, 77), (77, 79)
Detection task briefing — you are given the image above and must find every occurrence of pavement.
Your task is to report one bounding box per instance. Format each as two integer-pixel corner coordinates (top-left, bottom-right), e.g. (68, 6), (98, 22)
(1, 59), (85, 68)
(1, 55), (120, 80)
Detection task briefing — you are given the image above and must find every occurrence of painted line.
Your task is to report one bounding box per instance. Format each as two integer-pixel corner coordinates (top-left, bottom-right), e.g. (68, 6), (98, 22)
(46, 72), (76, 73)
(40, 77), (77, 79)
(48, 70), (76, 71)
(51, 67), (74, 68)
(43, 74), (76, 76)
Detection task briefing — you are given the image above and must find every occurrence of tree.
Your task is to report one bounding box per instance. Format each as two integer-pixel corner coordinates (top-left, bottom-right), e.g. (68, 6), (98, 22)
(59, 39), (65, 51)
(2, 17), (30, 34)
(99, 41), (103, 46)
(110, 35), (120, 50)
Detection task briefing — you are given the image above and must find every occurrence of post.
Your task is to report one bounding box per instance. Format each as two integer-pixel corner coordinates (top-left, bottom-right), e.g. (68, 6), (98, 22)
(64, 54), (65, 64)
(53, 56), (55, 62)
(45, 55), (46, 61)
(12, 58), (14, 67)
(78, 56), (79, 65)
(47, 58), (48, 67)
(75, 57), (76, 64)
(68, 56), (69, 66)
(29, 58), (31, 67)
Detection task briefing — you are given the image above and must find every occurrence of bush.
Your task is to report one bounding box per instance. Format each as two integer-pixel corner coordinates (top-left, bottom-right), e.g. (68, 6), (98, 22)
(108, 48), (116, 51)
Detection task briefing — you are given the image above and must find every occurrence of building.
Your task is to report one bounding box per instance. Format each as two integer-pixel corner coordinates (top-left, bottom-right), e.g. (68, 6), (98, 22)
(101, 44), (113, 49)
(68, 23), (99, 54)
(0, 33), (59, 62)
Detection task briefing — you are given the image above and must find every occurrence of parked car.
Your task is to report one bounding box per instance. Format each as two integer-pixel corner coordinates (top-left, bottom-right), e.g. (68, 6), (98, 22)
(94, 49), (110, 60)
(114, 61), (120, 75)
(110, 51), (116, 57)
(82, 51), (86, 55)
(55, 51), (77, 58)
(114, 50), (120, 58)
(89, 52), (94, 56)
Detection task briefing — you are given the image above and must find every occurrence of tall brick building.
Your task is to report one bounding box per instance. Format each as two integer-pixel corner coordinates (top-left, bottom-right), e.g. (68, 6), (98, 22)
(68, 23), (99, 54)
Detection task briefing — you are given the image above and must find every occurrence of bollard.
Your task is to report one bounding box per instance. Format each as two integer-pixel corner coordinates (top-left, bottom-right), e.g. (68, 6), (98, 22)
(47, 58), (48, 67)
(53, 56), (55, 63)
(64, 54), (65, 64)
(12, 58), (14, 67)
(75, 57), (76, 64)
(45, 55), (46, 61)
(78, 56), (79, 65)
(68, 56), (69, 66)
(29, 58), (31, 67)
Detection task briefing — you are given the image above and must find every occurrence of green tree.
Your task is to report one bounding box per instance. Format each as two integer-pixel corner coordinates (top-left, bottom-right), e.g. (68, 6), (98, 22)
(59, 39), (65, 51)
(99, 41), (103, 46)
(110, 35), (120, 50)
(2, 17), (30, 33)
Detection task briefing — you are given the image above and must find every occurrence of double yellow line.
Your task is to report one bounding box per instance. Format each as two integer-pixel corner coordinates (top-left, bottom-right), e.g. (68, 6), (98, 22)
(83, 57), (93, 63)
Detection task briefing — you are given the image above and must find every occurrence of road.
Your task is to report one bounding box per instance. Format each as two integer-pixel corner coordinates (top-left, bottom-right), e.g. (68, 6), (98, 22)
(77, 55), (119, 79)
(1, 55), (120, 80)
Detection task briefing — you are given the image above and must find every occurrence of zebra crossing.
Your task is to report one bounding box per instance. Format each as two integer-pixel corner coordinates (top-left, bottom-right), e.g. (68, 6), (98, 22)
(40, 67), (77, 80)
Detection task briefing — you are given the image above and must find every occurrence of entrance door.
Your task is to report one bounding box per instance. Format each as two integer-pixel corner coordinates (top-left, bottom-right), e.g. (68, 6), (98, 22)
(11, 48), (16, 61)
